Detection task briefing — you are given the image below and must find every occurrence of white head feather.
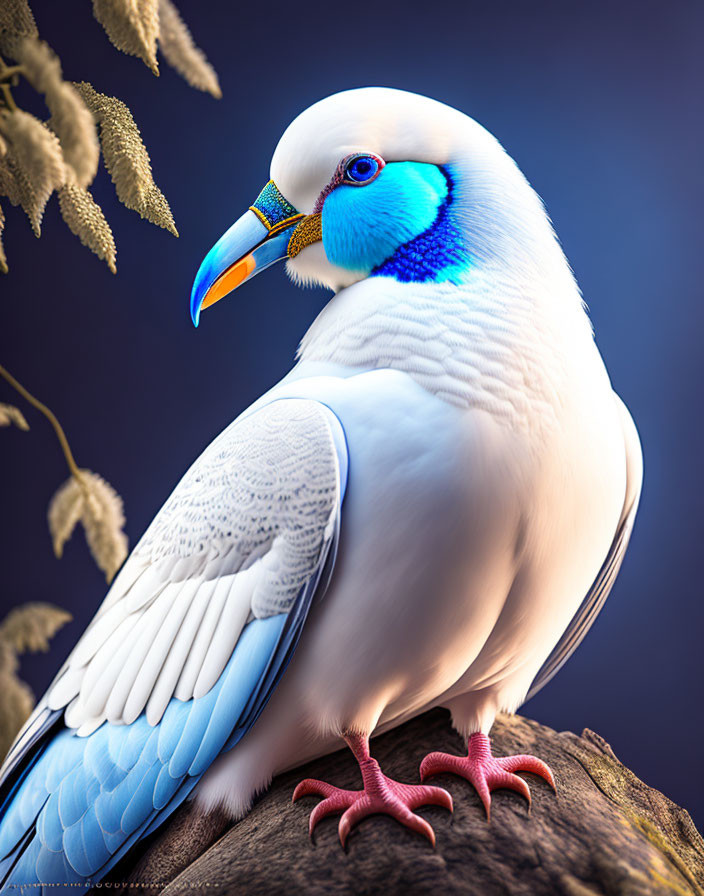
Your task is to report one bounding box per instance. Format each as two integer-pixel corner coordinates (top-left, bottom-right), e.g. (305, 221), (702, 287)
(271, 87), (570, 292)
(270, 88), (594, 431)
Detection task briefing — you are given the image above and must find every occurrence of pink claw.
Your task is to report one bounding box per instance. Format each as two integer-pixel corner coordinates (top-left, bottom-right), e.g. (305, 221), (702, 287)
(420, 732), (556, 820)
(293, 754), (453, 847)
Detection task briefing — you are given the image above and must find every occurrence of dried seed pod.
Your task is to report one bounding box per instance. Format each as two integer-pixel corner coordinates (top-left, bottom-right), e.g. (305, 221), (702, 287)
(80, 471), (128, 582)
(48, 474), (85, 560)
(0, 603), (72, 653)
(48, 469), (128, 582)
(92, 0), (159, 75)
(0, 0), (38, 40)
(0, 402), (29, 428)
(0, 150), (44, 237)
(0, 668), (33, 757)
(0, 110), (65, 236)
(8, 34), (61, 90)
(158, 0), (221, 99)
(74, 82), (178, 236)
(47, 82), (100, 187)
(0, 153), (22, 205)
(0, 601), (71, 755)
(13, 38), (99, 188)
(58, 174), (117, 273)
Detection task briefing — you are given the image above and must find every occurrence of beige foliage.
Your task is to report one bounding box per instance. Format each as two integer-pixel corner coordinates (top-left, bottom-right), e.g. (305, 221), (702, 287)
(59, 174), (117, 273)
(0, 401), (29, 429)
(75, 81), (178, 235)
(158, 0), (221, 98)
(8, 35), (61, 90)
(48, 473), (84, 559)
(0, 150), (38, 234)
(0, 602), (71, 757)
(0, 668), (33, 759)
(49, 469), (128, 582)
(92, 0), (160, 75)
(0, 0), (213, 275)
(0, 109), (65, 236)
(0, 0), (37, 39)
(46, 82), (100, 187)
(81, 471), (129, 582)
(11, 37), (99, 188)
(1, 602), (72, 653)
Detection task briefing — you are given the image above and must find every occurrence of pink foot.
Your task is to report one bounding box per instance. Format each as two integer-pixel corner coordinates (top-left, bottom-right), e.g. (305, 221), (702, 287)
(420, 732), (556, 820)
(293, 733), (452, 846)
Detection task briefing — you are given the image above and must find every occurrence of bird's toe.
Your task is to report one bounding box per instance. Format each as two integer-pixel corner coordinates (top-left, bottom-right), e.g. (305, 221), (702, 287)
(293, 768), (450, 847)
(419, 734), (556, 821)
(497, 753), (557, 790)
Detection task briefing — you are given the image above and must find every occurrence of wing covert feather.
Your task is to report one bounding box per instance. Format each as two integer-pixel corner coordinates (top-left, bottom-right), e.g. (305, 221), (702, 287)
(39, 397), (344, 731)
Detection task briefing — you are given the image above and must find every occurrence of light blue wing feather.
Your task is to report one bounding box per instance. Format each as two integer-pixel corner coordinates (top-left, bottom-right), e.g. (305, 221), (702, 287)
(0, 398), (348, 894)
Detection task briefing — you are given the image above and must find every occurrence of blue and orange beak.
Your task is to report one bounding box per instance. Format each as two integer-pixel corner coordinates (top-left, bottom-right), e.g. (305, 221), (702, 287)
(190, 181), (320, 326)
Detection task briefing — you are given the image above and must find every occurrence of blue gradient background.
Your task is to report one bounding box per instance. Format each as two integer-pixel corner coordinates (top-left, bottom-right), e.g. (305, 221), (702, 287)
(1, 1), (702, 827)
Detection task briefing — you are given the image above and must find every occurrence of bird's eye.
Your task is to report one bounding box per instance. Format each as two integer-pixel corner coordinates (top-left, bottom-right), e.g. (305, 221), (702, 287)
(342, 154), (383, 185)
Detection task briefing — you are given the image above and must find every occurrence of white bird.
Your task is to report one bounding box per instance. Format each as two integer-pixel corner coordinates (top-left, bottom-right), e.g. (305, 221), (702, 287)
(0, 87), (641, 888)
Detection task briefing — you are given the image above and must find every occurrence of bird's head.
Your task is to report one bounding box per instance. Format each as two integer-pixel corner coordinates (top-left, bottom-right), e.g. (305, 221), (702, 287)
(190, 87), (560, 326)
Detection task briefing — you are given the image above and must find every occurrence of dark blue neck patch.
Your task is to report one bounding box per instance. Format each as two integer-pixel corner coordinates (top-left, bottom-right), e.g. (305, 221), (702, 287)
(371, 167), (468, 283)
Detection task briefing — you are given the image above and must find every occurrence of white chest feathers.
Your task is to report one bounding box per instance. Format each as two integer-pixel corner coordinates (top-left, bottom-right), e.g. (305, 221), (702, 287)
(298, 268), (597, 437)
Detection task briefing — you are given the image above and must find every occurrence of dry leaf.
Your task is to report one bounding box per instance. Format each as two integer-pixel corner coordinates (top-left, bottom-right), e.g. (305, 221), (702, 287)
(0, 402), (29, 429)
(0, 638), (18, 678)
(0, 602), (72, 653)
(74, 82), (178, 236)
(7, 34), (61, 90)
(157, 0), (221, 98)
(0, 601), (71, 756)
(0, 0), (38, 39)
(48, 473), (84, 559)
(48, 469), (128, 582)
(0, 672), (34, 757)
(47, 82), (100, 187)
(0, 151), (26, 204)
(92, 0), (159, 75)
(0, 200), (7, 274)
(12, 38), (100, 188)
(0, 151), (39, 234)
(81, 471), (128, 581)
(59, 174), (117, 273)
(0, 110), (65, 236)
(141, 181), (177, 234)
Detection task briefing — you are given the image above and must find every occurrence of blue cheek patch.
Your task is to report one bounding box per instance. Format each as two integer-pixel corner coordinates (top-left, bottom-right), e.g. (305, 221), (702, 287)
(321, 162), (469, 283)
(373, 168), (467, 283)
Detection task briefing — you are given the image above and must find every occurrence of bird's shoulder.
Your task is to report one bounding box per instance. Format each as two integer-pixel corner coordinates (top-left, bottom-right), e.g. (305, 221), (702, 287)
(39, 395), (347, 735)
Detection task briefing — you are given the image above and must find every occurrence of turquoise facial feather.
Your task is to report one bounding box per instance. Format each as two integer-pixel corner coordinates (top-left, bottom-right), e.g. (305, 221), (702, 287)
(373, 165), (469, 284)
(319, 162), (470, 283)
(322, 162), (449, 275)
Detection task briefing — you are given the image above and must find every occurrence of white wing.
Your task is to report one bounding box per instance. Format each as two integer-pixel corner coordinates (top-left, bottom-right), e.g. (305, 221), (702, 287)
(44, 397), (344, 734)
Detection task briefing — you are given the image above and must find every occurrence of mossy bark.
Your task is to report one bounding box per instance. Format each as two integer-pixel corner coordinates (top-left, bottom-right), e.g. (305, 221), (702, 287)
(115, 709), (704, 896)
